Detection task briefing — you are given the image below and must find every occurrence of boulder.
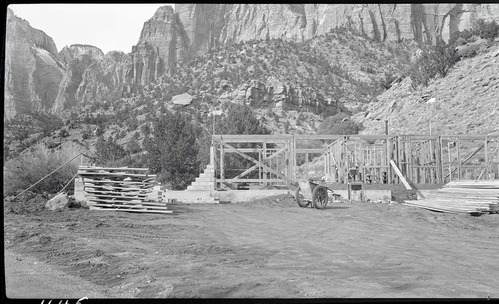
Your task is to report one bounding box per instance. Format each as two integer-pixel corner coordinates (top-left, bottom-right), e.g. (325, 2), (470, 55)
(45, 193), (70, 211)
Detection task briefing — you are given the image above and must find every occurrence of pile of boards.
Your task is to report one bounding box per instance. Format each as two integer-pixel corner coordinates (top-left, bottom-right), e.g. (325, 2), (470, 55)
(404, 180), (499, 215)
(78, 166), (172, 214)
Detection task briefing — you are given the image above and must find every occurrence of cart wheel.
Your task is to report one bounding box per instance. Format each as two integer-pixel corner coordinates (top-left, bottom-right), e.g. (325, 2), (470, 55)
(295, 187), (310, 208)
(312, 186), (328, 209)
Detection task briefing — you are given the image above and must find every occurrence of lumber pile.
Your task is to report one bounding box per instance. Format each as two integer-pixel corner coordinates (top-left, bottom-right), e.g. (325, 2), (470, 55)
(404, 180), (499, 215)
(78, 166), (172, 214)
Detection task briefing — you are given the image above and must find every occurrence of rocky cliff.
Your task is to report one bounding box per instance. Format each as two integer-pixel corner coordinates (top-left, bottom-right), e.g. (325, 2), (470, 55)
(130, 5), (190, 86)
(53, 46), (130, 112)
(5, 8), (64, 119)
(177, 4), (499, 54)
(5, 4), (499, 120)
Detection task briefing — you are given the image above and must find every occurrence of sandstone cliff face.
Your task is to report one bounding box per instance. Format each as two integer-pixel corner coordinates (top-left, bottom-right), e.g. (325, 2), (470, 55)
(219, 77), (342, 116)
(6, 4), (499, 119)
(53, 45), (130, 112)
(5, 8), (64, 119)
(130, 5), (190, 86)
(177, 3), (499, 56)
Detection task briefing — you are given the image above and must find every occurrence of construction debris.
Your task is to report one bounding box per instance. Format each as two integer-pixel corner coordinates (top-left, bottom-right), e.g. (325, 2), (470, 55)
(404, 180), (499, 215)
(77, 166), (171, 214)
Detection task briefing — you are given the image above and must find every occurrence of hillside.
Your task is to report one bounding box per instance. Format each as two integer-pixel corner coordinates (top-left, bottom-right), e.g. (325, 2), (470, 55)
(3, 28), (416, 162)
(354, 40), (499, 136)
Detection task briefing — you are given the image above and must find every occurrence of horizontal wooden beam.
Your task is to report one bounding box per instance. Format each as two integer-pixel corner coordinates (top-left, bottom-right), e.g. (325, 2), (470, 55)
(212, 137), (298, 186)
(295, 149), (324, 154)
(217, 179), (286, 183)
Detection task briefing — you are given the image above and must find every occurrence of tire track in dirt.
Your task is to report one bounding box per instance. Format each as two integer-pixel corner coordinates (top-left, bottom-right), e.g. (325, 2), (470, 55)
(4, 198), (499, 298)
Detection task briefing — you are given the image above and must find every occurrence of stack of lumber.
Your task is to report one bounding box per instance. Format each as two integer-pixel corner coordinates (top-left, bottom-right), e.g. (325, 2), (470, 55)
(404, 180), (499, 215)
(78, 166), (172, 214)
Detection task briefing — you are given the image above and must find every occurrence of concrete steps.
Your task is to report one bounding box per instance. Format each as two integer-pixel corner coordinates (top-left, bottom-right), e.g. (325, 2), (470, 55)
(186, 164), (215, 191)
(164, 162), (219, 203)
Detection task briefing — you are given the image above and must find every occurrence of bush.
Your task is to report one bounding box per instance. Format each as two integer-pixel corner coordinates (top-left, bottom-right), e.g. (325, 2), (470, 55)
(474, 19), (499, 40)
(59, 128), (69, 138)
(3, 147), (79, 197)
(409, 41), (457, 88)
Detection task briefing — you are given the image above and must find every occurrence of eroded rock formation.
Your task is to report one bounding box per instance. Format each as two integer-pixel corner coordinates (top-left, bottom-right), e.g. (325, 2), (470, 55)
(5, 4), (499, 119)
(5, 8), (64, 119)
(177, 4), (499, 53)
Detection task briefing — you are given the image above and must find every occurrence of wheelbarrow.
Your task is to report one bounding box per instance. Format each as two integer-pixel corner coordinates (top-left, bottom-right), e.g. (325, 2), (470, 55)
(295, 179), (341, 209)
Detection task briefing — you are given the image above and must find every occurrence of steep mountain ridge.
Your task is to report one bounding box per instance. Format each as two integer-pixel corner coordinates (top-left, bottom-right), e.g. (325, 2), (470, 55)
(354, 41), (499, 136)
(177, 4), (499, 54)
(6, 4), (499, 120)
(5, 8), (64, 119)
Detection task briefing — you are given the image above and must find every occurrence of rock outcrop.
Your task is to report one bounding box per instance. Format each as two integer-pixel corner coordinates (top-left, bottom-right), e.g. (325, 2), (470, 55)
(5, 8), (64, 120)
(177, 4), (499, 55)
(219, 77), (344, 116)
(353, 43), (499, 136)
(130, 5), (190, 86)
(54, 46), (131, 111)
(5, 4), (499, 119)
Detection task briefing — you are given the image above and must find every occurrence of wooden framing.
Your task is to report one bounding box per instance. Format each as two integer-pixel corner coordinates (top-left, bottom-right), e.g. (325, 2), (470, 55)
(212, 135), (499, 189)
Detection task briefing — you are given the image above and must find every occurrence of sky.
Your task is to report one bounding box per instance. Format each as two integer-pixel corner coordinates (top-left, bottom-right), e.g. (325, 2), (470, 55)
(8, 4), (174, 54)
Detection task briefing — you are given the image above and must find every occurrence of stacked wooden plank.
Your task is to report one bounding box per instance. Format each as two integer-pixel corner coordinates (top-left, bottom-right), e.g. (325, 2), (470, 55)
(78, 166), (172, 214)
(404, 180), (499, 215)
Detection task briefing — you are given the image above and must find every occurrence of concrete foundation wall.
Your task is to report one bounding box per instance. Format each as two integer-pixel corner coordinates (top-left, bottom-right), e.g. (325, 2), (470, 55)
(216, 189), (292, 203)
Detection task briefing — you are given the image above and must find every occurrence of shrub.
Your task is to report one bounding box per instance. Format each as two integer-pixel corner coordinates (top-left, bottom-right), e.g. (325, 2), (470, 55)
(474, 19), (499, 40)
(409, 41), (457, 88)
(3, 146), (79, 197)
(59, 128), (69, 138)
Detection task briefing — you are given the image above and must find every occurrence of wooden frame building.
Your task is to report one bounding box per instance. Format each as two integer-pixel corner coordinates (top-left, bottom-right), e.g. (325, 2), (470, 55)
(212, 134), (499, 189)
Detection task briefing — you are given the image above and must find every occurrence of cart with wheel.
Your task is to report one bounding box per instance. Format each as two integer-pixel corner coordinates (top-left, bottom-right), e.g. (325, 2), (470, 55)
(294, 179), (342, 209)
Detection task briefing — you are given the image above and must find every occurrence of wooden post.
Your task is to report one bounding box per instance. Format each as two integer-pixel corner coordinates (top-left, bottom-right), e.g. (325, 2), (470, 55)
(220, 143), (225, 182)
(396, 136), (402, 184)
(457, 138), (461, 180)
(484, 137), (488, 180)
(437, 136), (443, 184)
(386, 137), (391, 183)
(305, 151), (309, 180)
(262, 140), (267, 185)
(406, 137), (412, 182)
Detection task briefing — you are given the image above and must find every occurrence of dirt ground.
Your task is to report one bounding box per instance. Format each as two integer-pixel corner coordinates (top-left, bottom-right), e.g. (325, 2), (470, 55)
(4, 194), (499, 299)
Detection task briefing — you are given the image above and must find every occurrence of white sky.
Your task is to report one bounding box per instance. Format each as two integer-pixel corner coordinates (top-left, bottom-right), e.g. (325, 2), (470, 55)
(8, 4), (174, 54)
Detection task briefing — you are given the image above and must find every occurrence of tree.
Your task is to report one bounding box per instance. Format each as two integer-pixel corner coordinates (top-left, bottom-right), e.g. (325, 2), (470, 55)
(217, 103), (270, 135)
(94, 136), (128, 165)
(145, 110), (200, 190)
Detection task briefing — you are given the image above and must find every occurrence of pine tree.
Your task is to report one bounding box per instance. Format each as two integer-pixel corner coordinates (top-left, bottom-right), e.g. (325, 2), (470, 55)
(145, 110), (200, 190)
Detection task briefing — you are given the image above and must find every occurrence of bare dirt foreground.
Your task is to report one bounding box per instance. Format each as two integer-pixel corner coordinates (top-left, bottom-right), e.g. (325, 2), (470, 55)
(4, 195), (499, 299)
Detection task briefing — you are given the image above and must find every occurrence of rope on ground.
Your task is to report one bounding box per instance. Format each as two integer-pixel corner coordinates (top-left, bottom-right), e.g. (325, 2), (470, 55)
(8, 152), (85, 201)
